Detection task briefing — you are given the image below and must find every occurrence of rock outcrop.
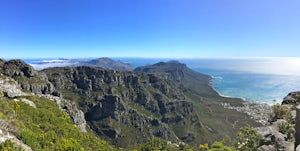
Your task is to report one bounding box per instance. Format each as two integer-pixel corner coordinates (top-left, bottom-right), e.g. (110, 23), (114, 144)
(255, 92), (300, 151)
(0, 60), (87, 133)
(256, 121), (294, 151)
(0, 118), (33, 151)
(0, 76), (31, 98)
(296, 105), (300, 150)
(14, 98), (36, 108)
(2, 60), (54, 95)
(282, 91), (300, 106)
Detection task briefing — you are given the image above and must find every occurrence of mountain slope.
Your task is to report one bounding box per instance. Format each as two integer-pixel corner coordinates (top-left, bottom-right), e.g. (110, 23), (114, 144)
(79, 57), (134, 71)
(43, 66), (190, 147)
(135, 61), (261, 144)
(43, 61), (260, 147)
(0, 73), (116, 150)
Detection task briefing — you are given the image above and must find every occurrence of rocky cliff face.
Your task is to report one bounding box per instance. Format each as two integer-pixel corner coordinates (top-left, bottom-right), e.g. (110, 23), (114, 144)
(0, 60), (87, 133)
(135, 61), (218, 98)
(43, 61), (258, 147)
(254, 92), (300, 151)
(2, 60), (54, 95)
(43, 66), (200, 146)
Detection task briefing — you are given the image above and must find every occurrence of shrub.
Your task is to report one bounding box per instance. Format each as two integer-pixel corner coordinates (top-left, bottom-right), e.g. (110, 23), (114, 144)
(199, 141), (235, 151)
(234, 126), (262, 151)
(277, 121), (295, 141)
(134, 138), (194, 151)
(0, 96), (116, 151)
(0, 139), (24, 151)
(271, 104), (291, 120)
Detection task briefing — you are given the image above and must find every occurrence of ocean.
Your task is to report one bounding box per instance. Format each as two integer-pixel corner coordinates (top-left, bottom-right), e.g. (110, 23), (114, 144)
(24, 57), (300, 104)
(185, 58), (300, 104)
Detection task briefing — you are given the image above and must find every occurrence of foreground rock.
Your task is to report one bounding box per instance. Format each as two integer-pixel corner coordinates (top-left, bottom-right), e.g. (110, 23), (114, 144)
(0, 118), (33, 151)
(2, 60), (54, 95)
(283, 91), (300, 106)
(0, 76), (31, 98)
(0, 72), (87, 133)
(256, 120), (294, 151)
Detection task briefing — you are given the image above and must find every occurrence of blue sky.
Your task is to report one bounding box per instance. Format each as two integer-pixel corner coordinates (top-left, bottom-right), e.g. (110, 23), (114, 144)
(0, 0), (299, 59)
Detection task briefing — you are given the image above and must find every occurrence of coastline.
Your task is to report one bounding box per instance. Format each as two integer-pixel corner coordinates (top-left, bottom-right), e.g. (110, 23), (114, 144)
(208, 76), (247, 101)
(208, 76), (273, 125)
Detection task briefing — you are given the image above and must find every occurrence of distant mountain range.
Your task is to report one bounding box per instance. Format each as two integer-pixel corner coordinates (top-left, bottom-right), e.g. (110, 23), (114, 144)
(79, 57), (134, 71)
(29, 57), (134, 71)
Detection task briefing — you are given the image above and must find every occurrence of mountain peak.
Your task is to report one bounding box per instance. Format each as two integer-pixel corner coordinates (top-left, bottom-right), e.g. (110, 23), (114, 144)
(3, 59), (37, 78)
(82, 57), (134, 71)
(154, 60), (186, 67)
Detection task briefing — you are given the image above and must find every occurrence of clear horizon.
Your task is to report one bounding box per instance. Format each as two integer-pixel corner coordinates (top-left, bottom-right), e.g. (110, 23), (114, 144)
(1, 0), (300, 58)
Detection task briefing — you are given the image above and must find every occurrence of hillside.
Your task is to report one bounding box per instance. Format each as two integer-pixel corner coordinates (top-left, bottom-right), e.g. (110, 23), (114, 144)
(0, 64), (116, 150)
(43, 60), (260, 147)
(0, 59), (260, 149)
(77, 57), (134, 71)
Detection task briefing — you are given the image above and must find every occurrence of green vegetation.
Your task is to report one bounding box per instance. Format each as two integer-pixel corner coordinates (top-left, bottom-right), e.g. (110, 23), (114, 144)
(234, 126), (262, 151)
(277, 121), (295, 141)
(199, 141), (236, 151)
(0, 140), (24, 151)
(0, 96), (116, 151)
(271, 104), (291, 120)
(199, 126), (261, 151)
(133, 138), (194, 151)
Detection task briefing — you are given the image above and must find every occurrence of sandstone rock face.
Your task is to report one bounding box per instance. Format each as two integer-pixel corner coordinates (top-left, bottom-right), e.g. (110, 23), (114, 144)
(296, 145), (300, 151)
(2, 59), (54, 95)
(256, 120), (294, 151)
(3, 60), (37, 78)
(257, 145), (276, 151)
(0, 77), (30, 98)
(296, 105), (300, 149)
(0, 60), (87, 133)
(44, 66), (202, 146)
(85, 94), (178, 140)
(14, 98), (36, 108)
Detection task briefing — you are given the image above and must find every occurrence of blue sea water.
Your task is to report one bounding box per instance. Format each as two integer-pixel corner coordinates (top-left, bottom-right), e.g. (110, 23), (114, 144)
(193, 68), (300, 104)
(185, 58), (300, 104)
(24, 57), (300, 104)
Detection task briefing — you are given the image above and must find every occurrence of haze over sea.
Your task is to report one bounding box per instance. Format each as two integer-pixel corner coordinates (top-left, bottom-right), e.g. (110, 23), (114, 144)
(25, 57), (300, 104)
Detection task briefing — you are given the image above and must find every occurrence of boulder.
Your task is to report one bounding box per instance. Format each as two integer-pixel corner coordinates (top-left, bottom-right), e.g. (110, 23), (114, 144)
(257, 145), (276, 151)
(0, 78), (30, 98)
